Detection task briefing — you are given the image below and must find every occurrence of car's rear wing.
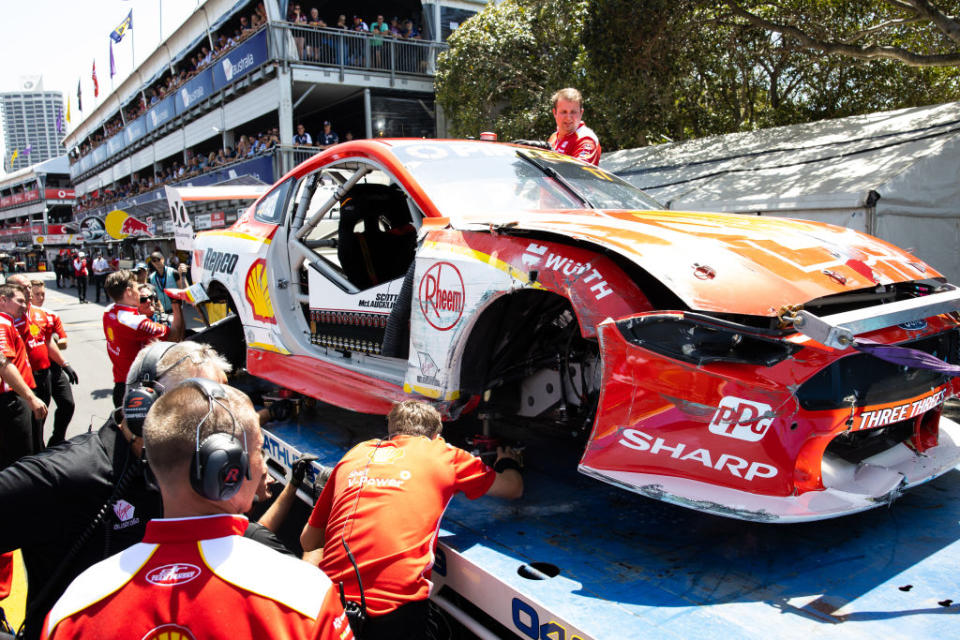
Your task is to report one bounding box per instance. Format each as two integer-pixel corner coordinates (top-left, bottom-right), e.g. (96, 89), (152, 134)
(793, 284), (960, 349)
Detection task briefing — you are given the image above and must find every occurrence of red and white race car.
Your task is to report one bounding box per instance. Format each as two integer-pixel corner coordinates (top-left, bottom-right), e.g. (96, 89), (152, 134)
(187, 139), (960, 522)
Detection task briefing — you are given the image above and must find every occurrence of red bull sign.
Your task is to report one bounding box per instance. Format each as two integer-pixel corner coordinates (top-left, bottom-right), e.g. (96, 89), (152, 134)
(105, 209), (153, 239)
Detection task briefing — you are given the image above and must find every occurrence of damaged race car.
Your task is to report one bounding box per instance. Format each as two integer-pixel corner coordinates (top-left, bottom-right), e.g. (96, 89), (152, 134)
(185, 138), (960, 522)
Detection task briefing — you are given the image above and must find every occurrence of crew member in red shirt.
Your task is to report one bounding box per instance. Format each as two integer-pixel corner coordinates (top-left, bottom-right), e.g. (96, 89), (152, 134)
(548, 87), (601, 166)
(72, 251), (89, 303)
(0, 283), (46, 468)
(103, 270), (184, 407)
(301, 400), (524, 639)
(42, 380), (352, 640)
(30, 280), (76, 446)
(7, 275), (78, 451)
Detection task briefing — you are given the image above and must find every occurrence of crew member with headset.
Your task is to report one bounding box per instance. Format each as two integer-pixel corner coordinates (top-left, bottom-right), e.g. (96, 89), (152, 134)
(0, 340), (302, 640)
(42, 380), (353, 640)
(301, 399), (524, 639)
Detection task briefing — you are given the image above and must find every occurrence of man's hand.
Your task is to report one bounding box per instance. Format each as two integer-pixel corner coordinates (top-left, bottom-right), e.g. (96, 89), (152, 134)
(290, 453), (319, 488)
(62, 364), (79, 385)
(27, 394), (47, 420)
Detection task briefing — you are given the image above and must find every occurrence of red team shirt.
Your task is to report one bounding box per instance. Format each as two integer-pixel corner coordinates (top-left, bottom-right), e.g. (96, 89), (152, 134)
(42, 514), (352, 640)
(0, 312), (35, 393)
(14, 305), (55, 371)
(308, 435), (496, 616)
(103, 304), (170, 383)
(548, 121), (602, 165)
(41, 307), (66, 343)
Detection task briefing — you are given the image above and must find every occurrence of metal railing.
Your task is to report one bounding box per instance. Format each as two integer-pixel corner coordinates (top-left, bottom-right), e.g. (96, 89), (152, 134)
(271, 23), (445, 78)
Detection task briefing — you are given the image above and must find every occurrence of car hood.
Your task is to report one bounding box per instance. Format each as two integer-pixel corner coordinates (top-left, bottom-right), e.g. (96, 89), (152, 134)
(448, 208), (940, 316)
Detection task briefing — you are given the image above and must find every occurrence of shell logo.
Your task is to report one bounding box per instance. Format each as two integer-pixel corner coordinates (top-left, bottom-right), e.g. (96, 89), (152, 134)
(370, 447), (405, 464)
(106, 327), (115, 341)
(29, 324), (40, 337)
(244, 258), (276, 324)
(140, 624), (197, 640)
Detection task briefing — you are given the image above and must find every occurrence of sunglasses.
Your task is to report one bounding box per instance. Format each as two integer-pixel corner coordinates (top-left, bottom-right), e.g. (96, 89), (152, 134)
(140, 296), (158, 302)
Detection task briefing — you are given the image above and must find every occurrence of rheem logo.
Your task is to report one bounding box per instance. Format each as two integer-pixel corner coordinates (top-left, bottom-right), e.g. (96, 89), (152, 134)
(708, 396), (774, 442)
(418, 262), (465, 331)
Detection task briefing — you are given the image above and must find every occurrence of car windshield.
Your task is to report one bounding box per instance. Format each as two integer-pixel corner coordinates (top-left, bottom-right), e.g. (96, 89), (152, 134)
(390, 141), (662, 215)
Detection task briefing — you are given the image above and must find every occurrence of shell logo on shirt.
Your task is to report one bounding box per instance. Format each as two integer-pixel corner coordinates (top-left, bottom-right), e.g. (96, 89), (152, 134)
(244, 258), (276, 324)
(29, 324), (39, 337)
(141, 624), (197, 640)
(370, 447), (405, 464)
(106, 326), (115, 341)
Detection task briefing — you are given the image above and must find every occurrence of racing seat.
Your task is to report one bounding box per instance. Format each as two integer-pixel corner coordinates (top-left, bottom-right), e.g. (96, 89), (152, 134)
(338, 184), (416, 290)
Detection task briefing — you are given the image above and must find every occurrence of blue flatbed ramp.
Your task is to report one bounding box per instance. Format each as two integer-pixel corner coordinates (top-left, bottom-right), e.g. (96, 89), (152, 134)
(263, 411), (960, 640)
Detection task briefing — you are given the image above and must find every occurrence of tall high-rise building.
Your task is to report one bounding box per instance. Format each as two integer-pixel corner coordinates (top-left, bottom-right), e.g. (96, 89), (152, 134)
(1, 76), (65, 173)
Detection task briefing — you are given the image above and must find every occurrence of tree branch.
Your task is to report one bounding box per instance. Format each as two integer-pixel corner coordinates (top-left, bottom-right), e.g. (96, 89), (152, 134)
(896, 0), (960, 44)
(723, 1), (960, 67)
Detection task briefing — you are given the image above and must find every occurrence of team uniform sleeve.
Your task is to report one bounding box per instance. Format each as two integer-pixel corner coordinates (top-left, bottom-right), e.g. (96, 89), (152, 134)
(312, 583), (354, 640)
(242, 522), (296, 556)
(573, 136), (601, 165)
(50, 312), (66, 339)
(448, 445), (497, 500)
(0, 326), (15, 359)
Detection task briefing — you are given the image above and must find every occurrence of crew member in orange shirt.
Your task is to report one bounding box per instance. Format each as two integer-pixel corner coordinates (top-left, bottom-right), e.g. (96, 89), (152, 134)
(301, 400), (524, 639)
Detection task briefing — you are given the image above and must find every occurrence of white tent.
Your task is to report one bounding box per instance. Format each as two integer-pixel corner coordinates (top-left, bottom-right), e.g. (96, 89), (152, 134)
(602, 102), (960, 282)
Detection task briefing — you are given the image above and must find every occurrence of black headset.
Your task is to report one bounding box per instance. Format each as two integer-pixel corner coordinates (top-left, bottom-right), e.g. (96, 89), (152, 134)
(181, 377), (251, 502)
(123, 341), (179, 436)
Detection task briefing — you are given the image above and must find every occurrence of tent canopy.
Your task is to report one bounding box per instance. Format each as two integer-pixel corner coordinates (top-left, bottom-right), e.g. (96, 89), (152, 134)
(601, 102), (960, 281)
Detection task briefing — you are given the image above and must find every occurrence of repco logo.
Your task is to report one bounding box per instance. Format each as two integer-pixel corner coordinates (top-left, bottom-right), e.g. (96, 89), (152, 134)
(418, 262), (464, 331)
(203, 250), (238, 275)
(708, 396), (775, 442)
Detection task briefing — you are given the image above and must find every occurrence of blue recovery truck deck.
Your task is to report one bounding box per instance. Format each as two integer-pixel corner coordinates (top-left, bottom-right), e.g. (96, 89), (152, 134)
(262, 407), (960, 640)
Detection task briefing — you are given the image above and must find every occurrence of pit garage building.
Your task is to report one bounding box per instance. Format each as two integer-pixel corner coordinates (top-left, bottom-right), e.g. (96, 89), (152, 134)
(602, 101), (960, 282)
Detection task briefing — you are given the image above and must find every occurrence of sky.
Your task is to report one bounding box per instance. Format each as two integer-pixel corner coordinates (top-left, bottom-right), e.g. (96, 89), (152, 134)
(0, 0), (202, 175)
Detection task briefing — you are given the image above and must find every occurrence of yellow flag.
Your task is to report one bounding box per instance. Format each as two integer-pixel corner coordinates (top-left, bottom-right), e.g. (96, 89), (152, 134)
(10, 149), (18, 164)
(66, 96), (71, 123)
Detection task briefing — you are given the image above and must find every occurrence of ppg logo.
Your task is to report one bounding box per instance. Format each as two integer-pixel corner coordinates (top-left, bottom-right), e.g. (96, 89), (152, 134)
(708, 396), (774, 442)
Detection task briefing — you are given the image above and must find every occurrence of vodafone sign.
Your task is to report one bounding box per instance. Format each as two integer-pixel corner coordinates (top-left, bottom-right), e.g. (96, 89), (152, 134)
(418, 262), (465, 331)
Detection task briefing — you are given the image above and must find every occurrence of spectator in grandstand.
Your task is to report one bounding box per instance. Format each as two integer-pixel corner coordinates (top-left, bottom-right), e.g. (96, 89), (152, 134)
(371, 15), (389, 67)
(293, 123), (312, 146)
(318, 120), (339, 149)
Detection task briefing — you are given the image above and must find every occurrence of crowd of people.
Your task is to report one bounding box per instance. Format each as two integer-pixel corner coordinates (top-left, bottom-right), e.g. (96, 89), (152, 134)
(72, 2), (269, 165)
(0, 261), (524, 640)
(72, 127), (282, 214)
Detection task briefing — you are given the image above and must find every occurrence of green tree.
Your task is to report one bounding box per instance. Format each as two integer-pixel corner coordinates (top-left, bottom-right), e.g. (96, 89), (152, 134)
(435, 0), (589, 141)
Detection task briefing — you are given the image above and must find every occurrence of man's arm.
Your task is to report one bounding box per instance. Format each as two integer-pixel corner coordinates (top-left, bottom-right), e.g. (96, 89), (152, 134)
(258, 454), (317, 533)
(167, 301), (185, 342)
(45, 337), (78, 384)
(301, 521), (325, 552)
(0, 361), (47, 420)
(484, 446), (523, 499)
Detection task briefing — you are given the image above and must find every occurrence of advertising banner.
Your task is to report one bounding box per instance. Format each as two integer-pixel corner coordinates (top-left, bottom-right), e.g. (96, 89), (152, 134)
(212, 29), (268, 91)
(176, 67), (214, 114)
(125, 115), (147, 145)
(34, 234), (82, 246)
(44, 189), (76, 201)
(147, 95), (176, 132)
(165, 186), (195, 250)
(79, 216), (107, 242)
(105, 209), (153, 239)
(106, 133), (126, 157)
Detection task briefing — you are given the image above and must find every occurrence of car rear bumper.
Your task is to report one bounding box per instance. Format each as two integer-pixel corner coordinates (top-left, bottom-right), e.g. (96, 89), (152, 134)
(580, 415), (960, 523)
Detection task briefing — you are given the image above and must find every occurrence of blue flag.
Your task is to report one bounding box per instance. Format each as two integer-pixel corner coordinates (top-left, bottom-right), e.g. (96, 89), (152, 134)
(110, 10), (133, 43)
